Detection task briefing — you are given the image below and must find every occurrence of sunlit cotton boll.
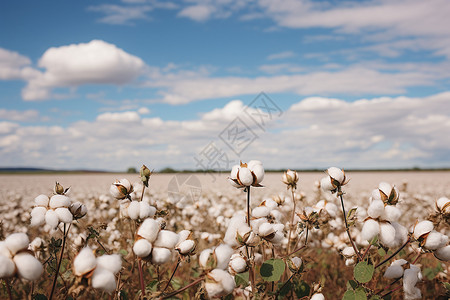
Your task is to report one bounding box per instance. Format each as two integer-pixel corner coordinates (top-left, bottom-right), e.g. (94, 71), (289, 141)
(247, 160), (264, 184)
(205, 269), (236, 298)
(55, 207), (73, 223)
(214, 244), (234, 270)
(403, 265), (422, 300)
(127, 201), (141, 220)
(137, 218), (160, 242)
(5, 233), (29, 255)
(73, 247), (97, 276)
(45, 210), (60, 229)
(238, 167), (254, 186)
(91, 267), (117, 293)
(199, 249), (214, 269)
(382, 205), (401, 222)
(224, 214), (246, 247)
(154, 230), (179, 249)
(13, 252), (43, 281)
(139, 202), (156, 219)
(133, 239), (152, 258)
(424, 231), (448, 250)
(320, 176), (334, 192)
(384, 259), (407, 279)
(49, 194), (71, 208)
(379, 223), (397, 248)
(436, 197), (450, 213)
(96, 254), (122, 274)
(310, 293), (325, 300)
(412, 220), (434, 239)
(151, 247), (172, 265)
(176, 240), (195, 255)
(361, 219), (380, 242)
(228, 254), (247, 275)
(34, 194), (49, 207)
(434, 245), (450, 261)
(31, 207), (47, 226)
(367, 200), (385, 219)
(0, 255), (15, 278)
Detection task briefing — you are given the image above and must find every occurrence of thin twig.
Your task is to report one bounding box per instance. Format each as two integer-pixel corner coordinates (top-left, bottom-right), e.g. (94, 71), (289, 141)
(338, 188), (362, 261)
(285, 227), (309, 257)
(245, 187), (255, 299)
(49, 223), (69, 300)
(361, 244), (372, 261)
(381, 284), (402, 298)
(274, 272), (296, 298)
(375, 236), (411, 269)
(160, 277), (204, 299)
(161, 259), (180, 294)
(138, 259), (146, 297)
(287, 188), (296, 255)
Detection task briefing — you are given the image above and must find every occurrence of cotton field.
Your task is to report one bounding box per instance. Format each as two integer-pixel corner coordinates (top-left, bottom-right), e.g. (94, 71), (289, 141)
(0, 166), (449, 300)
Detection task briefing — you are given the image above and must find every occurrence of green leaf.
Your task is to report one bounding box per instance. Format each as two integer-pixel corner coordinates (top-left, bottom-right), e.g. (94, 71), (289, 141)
(260, 259), (285, 282)
(377, 248), (386, 257)
(277, 280), (292, 298)
(369, 236), (378, 246)
(346, 280), (358, 290)
(354, 261), (374, 283)
(342, 287), (367, 300)
(147, 280), (159, 292)
(444, 281), (450, 291)
(235, 271), (249, 287)
(294, 280), (310, 298)
(119, 249), (128, 256)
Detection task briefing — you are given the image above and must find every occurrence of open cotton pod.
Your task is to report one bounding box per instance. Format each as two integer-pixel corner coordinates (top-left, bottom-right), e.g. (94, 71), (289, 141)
(205, 269), (236, 299)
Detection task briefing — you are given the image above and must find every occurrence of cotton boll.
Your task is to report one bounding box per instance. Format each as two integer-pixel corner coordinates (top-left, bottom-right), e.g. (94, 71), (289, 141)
(342, 246), (356, 257)
(139, 202), (156, 219)
(206, 269), (235, 298)
(250, 163), (264, 184)
(325, 202), (338, 217)
(378, 182), (392, 197)
(424, 231), (448, 250)
(133, 239), (152, 258)
(270, 210), (283, 222)
(91, 267), (116, 293)
(258, 223), (275, 237)
(379, 223), (397, 248)
(96, 254), (122, 274)
(151, 247), (172, 265)
(176, 240), (195, 255)
(434, 245), (450, 261)
(224, 215), (246, 247)
(436, 197), (450, 213)
(367, 200), (385, 219)
(252, 206), (270, 218)
(384, 265), (404, 279)
(0, 256), (15, 278)
(320, 176), (334, 191)
(238, 168), (253, 186)
(327, 167), (345, 183)
(311, 293), (325, 300)
(412, 220), (434, 239)
(371, 188), (382, 201)
(13, 252), (43, 281)
(177, 230), (191, 244)
(228, 254), (247, 274)
(34, 194), (49, 207)
(205, 281), (224, 298)
(49, 194), (71, 209)
(45, 210), (59, 228)
(154, 230), (179, 249)
(137, 218), (160, 242)
(403, 266), (421, 300)
(199, 249), (214, 269)
(382, 205), (401, 222)
(391, 222), (408, 247)
(250, 217), (267, 234)
(0, 242), (12, 258)
(73, 247), (97, 276)
(230, 165), (239, 179)
(361, 219), (380, 242)
(127, 201), (140, 220)
(262, 199), (278, 209)
(55, 207), (73, 223)
(5, 233), (29, 255)
(30, 207), (47, 226)
(215, 244), (234, 270)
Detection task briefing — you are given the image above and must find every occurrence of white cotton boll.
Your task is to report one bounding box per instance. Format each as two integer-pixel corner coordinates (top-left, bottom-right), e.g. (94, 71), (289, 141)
(205, 281), (224, 298)
(55, 207), (73, 223)
(5, 233), (29, 255)
(378, 182), (392, 197)
(273, 223), (284, 232)
(424, 231), (447, 250)
(342, 246), (356, 257)
(250, 217), (267, 234)
(320, 176), (334, 191)
(403, 266), (421, 299)
(199, 249), (214, 269)
(151, 247), (172, 265)
(250, 163), (264, 184)
(391, 222), (408, 247)
(96, 254), (121, 274)
(379, 223), (397, 248)
(0, 256), (15, 278)
(120, 202), (130, 218)
(229, 254), (247, 274)
(137, 218), (160, 242)
(382, 205), (401, 222)
(30, 207), (47, 226)
(252, 206), (270, 218)
(412, 220), (434, 239)
(154, 230), (179, 249)
(263, 199), (278, 209)
(73, 247), (97, 276)
(176, 240), (195, 255)
(238, 167), (253, 186)
(290, 257), (302, 269)
(215, 244), (234, 270)
(258, 223), (275, 237)
(436, 197), (450, 213)
(127, 201), (140, 220)
(325, 202), (338, 217)
(207, 269), (235, 297)
(91, 267), (116, 293)
(327, 167), (344, 183)
(371, 188), (382, 201)
(345, 258), (355, 266)
(34, 194), (49, 207)
(367, 200), (385, 219)
(139, 201), (156, 219)
(49, 194), (71, 208)
(361, 219), (380, 242)
(230, 164), (239, 179)
(384, 265), (404, 279)
(29, 237), (44, 252)
(13, 252), (43, 281)
(133, 239), (152, 258)
(270, 231), (284, 244)
(270, 210), (283, 222)
(310, 293), (325, 300)
(228, 178), (242, 188)
(224, 215), (246, 246)
(177, 230), (191, 244)
(434, 245), (450, 261)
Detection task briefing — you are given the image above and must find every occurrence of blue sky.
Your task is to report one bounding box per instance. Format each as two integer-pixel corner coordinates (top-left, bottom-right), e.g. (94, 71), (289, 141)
(1, 0), (450, 171)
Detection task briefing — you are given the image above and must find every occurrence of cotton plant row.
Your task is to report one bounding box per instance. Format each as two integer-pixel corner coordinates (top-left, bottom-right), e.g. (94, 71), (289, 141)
(0, 164), (449, 299)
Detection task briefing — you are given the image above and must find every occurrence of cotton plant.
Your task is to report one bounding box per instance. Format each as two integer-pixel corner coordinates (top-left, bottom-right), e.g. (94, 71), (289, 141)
(383, 260), (423, 300)
(0, 233), (43, 281)
(360, 182), (409, 248)
(73, 246), (122, 293)
(411, 220), (450, 261)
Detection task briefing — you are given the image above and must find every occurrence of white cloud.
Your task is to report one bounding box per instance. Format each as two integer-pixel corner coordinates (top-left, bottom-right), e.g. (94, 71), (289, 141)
(267, 51), (295, 60)
(87, 4), (153, 25)
(0, 48), (40, 81)
(1, 92), (449, 170)
(178, 4), (216, 21)
(137, 107), (151, 114)
(22, 40), (146, 101)
(0, 109), (40, 122)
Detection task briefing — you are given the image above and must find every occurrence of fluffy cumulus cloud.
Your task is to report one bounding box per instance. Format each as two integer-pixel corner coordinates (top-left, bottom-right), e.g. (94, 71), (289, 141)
(21, 40), (146, 101)
(0, 48), (40, 81)
(1, 93), (449, 170)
